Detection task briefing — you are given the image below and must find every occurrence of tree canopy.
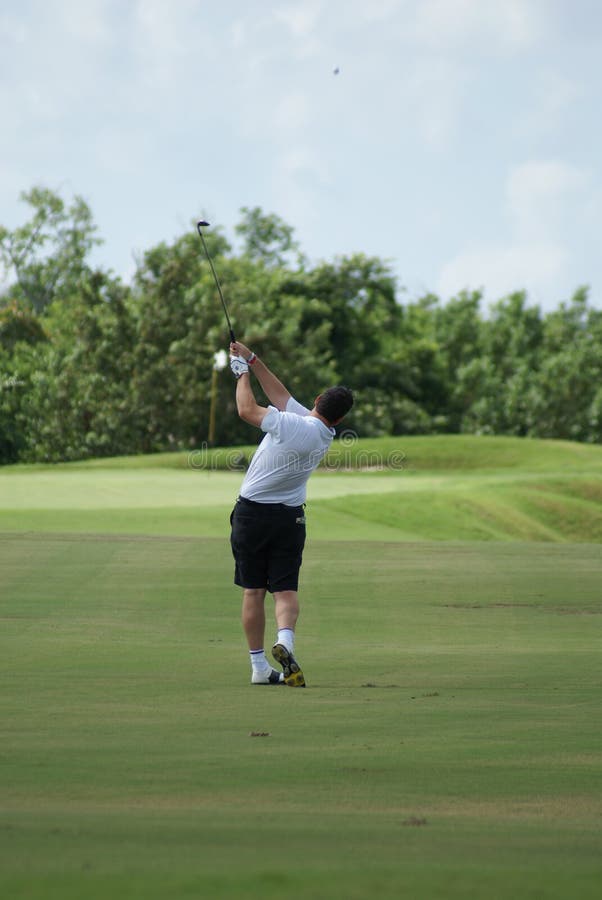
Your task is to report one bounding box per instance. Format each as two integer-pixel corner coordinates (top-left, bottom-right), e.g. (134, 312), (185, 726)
(1, 186), (601, 464)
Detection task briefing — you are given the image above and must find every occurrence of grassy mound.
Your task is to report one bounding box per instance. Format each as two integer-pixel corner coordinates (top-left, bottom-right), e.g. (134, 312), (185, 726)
(3, 433), (602, 473)
(1, 436), (601, 543)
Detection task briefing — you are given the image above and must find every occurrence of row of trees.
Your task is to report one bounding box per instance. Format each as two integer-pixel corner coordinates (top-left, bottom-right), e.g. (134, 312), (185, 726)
(1, 187), (601, 464)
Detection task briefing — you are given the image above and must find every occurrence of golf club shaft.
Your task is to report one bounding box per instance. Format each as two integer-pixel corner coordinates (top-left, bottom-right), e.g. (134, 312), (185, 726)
(196, 221), (236, 343)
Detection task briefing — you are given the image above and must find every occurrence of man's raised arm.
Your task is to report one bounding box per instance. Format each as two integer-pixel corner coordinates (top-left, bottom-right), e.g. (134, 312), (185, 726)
(230, 341), (291, 411)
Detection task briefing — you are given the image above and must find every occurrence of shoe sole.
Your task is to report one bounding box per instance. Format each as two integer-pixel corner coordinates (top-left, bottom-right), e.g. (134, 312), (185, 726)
(272, 643), (306, 687)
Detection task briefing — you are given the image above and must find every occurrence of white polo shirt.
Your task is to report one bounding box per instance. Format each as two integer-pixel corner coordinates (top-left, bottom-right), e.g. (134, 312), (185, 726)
(239, 396), (335, 506)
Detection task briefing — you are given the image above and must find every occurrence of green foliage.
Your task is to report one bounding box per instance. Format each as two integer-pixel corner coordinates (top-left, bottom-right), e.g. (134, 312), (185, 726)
(528, 290), (602, 442)
(1, 185), (602, 463)
(13, 272), (138, 462)
(0, 300), (47, 350)
(235, 206), (303, 268)
(0, 186), (100, 313)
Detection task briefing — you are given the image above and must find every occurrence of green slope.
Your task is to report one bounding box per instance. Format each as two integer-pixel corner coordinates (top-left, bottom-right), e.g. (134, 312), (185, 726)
(3, 433), (602, 473)
(1, 436), (601, 542)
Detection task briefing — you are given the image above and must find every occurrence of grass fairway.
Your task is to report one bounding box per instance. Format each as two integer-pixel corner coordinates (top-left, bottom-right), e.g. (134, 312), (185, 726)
(1, 436), (602, 898)
(2, 435), (602, 542)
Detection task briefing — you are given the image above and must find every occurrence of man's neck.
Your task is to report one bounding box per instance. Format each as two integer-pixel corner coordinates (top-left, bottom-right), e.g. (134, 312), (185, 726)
(309, 409), (332, 427)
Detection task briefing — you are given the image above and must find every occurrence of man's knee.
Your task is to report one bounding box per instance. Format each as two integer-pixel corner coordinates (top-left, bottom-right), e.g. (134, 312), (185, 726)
(243, 588), (266, 603)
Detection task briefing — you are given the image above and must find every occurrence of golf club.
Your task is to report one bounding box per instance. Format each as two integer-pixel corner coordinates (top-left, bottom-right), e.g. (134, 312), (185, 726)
(196, 220), (236, 343)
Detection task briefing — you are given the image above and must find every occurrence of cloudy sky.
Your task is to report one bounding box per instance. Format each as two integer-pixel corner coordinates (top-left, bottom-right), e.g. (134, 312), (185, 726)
(1, 0), (601, 310)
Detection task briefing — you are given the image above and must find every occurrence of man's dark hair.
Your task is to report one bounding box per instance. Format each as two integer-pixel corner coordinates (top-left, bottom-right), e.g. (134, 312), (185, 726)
(316, 386), (354, 424)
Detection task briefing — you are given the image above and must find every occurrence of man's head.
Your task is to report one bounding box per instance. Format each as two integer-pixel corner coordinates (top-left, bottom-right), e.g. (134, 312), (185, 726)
(315, 386), (354, 425)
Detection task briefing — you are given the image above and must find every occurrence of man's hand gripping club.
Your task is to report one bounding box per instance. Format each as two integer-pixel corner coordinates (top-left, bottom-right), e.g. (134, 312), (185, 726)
(229, 341), (291, 411)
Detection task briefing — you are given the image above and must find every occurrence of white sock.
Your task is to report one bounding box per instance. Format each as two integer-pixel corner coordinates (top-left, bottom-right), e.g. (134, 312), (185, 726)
(250, 649), (270, 673)
(276, 628), (295, 653)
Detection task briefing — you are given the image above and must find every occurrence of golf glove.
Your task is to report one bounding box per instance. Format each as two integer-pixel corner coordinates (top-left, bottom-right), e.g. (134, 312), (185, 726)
(230, 355), (249, 379)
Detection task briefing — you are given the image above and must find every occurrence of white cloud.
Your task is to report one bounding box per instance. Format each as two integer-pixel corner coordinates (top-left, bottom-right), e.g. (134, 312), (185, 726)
(132, 0), (213, 86)
(135, 0), (187, 53)
(269, 1), (325, 60)
(519, 69), (582, 138)
(0, 2), (114, 137)
(331, 0), (540, 46)
(274, 92), (312, 132)
(438, 241), (569, 303)
(438, 158), (590, 303)
(347, 0), (405, 24)
(1, 0), (600, 310)
(54, 0), (112, 44)
(270, 146), (331, 241)
(407, 0), (540, 52)
(278, 146), (329, 183)
(272, 1), (324, 38)
(506, 160), (589, 239)
(0, 9), (27, 44)
(403, 57), (468, 147)
(230, 18), (246, 49)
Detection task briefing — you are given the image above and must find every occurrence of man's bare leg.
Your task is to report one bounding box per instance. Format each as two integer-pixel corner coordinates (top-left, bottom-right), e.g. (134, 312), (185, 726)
(242, 588), (283, 684)
(272, 590), (305, 687)
(241, 587), (267, 650)
(274, 590), (299, 632)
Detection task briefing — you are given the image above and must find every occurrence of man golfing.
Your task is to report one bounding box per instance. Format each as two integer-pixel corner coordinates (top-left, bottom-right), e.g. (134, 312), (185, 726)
(229, 340), (354, 687)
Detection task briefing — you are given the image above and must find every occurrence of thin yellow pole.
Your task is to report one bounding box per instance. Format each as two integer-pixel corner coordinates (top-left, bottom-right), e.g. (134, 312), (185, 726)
(208, 366), (218, 447)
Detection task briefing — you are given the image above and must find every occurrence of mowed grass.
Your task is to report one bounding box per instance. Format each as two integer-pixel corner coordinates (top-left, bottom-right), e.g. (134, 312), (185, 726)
(2, 435), (602, 542)
(2, 536), (602, 899)
(1, 436), (602, 898)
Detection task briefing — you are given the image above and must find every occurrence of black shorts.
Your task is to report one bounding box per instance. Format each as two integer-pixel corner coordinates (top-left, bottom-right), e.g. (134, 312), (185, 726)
(230, 496), (307, 593)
